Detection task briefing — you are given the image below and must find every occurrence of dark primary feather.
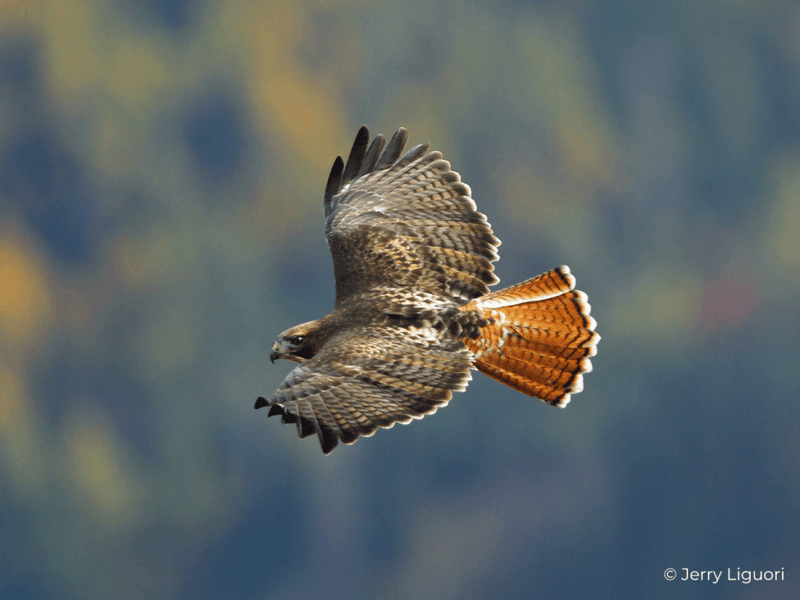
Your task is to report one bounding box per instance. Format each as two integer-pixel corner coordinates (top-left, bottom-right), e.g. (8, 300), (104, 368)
(341, 125), (370, 188)
(357, 134), (386, 179)
(324, 156), (344, 218)
(374, 127), (411, 170)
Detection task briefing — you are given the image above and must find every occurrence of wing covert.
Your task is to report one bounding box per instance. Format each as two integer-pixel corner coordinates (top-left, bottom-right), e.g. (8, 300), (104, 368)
(324, 126), (501, 307)
(255, 328), (473, 454)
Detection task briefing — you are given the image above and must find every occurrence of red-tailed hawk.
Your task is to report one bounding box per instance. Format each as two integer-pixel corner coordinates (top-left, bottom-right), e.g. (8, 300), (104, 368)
(256, 126), (600, 454)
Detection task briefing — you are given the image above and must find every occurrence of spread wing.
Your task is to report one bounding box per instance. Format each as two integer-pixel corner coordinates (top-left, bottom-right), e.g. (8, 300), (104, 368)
(256, 328), (473, 454)
(323, 126), (501, 307)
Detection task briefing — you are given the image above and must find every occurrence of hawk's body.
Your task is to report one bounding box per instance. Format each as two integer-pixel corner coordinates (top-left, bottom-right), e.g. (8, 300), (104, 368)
(256, 126), (600, 454)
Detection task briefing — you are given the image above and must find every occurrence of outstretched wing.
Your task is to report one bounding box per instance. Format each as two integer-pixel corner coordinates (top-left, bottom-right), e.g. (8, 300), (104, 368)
(256, 328), (473, 454)
(324, 126), (501, 307)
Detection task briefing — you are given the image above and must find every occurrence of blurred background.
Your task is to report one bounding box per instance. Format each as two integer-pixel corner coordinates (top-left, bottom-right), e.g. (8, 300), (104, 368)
(2, 1), (799, 598)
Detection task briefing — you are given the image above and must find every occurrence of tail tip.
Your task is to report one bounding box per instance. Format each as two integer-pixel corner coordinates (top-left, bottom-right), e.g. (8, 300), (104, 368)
(555, 265), (575, 289)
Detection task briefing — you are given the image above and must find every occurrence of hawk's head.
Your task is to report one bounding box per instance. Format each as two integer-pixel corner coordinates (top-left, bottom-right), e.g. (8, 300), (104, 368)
(270, 320), (326, 364)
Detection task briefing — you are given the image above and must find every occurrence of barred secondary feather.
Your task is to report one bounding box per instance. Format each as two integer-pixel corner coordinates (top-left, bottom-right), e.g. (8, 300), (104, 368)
(256, 126), (600, 454)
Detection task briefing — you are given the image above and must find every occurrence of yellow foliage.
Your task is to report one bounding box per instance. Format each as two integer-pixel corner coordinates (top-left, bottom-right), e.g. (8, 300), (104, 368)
(64, 409), (140, 530)
(608, 264), (704, 347)
(0, 229), (53, 349)
(0, 366), (47, 500)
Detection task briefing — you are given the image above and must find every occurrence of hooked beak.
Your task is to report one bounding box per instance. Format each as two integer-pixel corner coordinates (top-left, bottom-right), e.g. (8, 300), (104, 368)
(270, 351), (280, 363)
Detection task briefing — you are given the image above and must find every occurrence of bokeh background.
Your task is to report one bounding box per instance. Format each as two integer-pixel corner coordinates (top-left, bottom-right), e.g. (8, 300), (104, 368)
(2, 1), (799, 598)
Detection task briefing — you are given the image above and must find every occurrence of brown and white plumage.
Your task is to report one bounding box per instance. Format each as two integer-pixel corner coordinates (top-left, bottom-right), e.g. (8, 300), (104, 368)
(256, 126), (600, 454)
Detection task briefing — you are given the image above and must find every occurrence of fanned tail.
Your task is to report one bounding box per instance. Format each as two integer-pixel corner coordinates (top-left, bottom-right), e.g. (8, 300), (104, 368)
(461, 265), (599, 407)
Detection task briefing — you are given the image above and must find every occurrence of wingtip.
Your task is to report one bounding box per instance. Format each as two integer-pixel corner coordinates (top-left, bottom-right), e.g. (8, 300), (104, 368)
(376, 127), (410, 169)
(324, 155), (346, 214)
(355, 125), (370, 146)
(341, 126), (372, 186)
(320, 435), (339, 455)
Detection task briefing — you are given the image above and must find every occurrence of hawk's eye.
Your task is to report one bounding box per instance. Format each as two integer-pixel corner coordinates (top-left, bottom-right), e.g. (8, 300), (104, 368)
(290, 335), (304, 346)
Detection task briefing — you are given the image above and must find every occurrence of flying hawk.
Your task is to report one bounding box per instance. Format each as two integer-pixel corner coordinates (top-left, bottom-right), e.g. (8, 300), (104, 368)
(256, 126), (600, 454)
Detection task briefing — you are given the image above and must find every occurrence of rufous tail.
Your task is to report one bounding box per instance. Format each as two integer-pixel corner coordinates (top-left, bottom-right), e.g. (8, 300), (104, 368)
(460, 265), (599, 407)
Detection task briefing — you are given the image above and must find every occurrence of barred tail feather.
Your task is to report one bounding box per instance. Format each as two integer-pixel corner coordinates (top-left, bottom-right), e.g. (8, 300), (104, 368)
(461, 265), (599, 407)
